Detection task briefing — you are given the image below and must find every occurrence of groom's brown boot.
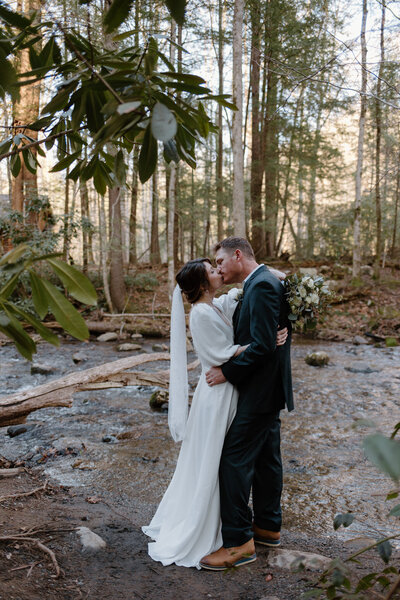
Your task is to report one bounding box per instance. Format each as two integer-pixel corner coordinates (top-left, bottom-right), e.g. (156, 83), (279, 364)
(253, 524), (281, 547)
(200, 538), (256, 571)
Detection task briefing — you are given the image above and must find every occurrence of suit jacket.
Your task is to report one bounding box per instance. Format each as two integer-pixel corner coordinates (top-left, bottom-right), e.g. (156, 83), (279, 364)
(221, 265), (294, 414)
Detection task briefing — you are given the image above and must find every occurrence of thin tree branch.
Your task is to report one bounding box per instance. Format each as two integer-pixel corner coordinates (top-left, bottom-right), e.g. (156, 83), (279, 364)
(0, 129), (75, 161)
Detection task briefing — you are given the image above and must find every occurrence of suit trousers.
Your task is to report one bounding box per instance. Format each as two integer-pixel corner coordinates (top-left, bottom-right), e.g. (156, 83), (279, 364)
(219, 410), (282, 547)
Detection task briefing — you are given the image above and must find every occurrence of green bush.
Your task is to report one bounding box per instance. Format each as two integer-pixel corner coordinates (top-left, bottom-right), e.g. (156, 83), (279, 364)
(126, 272), (160, 292)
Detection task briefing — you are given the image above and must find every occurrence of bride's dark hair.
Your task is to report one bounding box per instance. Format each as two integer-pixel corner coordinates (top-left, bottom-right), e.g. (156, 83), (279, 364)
(176, 258), (212, 304)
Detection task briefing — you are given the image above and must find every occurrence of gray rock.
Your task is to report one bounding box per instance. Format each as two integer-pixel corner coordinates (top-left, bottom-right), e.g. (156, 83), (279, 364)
(53, 437), (83, 451)
(266, 549), (331, 571)
(353, 335), (368, 345)
(305, 351), (330, 367)
(97, 332), (118, 342)
(131, 333), (143, 340)
(72, 352), (88, 364)
(31, 362), (56, 375)
(152, 343), (164, 351)
(360, 265), (373, 276)
(76, 527), (106, 552)
(102, 434), (116, 443)
(7, 424), (29, 437)
(117, 343), (142, 352)
(319, 265), (330, 274)
(299, 267), (318, 276)
(345, 365), (379, 374)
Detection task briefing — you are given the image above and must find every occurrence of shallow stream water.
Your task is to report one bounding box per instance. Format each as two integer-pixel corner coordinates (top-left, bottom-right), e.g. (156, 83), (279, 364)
(1, 337), (399, 549)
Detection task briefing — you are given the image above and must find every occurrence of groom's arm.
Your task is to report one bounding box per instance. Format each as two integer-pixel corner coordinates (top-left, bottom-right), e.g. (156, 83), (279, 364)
(220, 280), (281, 385)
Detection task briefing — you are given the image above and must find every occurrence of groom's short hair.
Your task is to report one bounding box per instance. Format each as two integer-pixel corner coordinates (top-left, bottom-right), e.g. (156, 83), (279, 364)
(214, 237), (255, 259)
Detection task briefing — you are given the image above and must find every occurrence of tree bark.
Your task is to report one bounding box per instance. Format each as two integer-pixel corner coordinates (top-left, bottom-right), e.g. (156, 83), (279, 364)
(352, 0), (368, 278)
(11, 0), (42, 221)
(129, 147), (139, 265)
(231, 0), (246, 237)
(216, 0), (225, 242)
(374, 2), (385, 278)
(80, 177), (89, 273)
(249, 0), (265, 258)
(150, 164), (161, 264)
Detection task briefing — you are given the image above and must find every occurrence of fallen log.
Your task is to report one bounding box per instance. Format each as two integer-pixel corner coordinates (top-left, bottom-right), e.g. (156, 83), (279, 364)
(0, 352), (169, 427)
(0, 468), (24, 478)
(0, 354), (200, 427)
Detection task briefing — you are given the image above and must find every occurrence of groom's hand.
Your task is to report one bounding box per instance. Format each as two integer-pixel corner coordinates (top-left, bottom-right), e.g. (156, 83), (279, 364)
(205, 366), (227, 386)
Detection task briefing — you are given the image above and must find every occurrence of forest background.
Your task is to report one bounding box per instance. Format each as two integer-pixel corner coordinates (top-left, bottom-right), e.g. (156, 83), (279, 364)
(0, 0), (399, 317)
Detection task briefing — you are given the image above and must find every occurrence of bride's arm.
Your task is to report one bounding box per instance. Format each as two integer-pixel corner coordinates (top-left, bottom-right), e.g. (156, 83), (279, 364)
(268, 267), (286, 280)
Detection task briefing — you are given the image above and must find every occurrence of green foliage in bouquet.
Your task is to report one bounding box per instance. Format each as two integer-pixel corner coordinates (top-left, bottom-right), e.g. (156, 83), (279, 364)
(284, 273), (335, 330)
(0, 244), (97, 360)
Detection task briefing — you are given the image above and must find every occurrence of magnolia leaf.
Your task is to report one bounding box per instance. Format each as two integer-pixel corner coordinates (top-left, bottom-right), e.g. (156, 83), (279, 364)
(29, 270), (49, 319)
(50, 151), (81, 172)
(151, 102), (177, 142)
(116, 101), (141, 115)
(163, 139), (180, 163)
(389, 503), (400, 517)
(103, 0), (134, 34)
(376, 540), (392, 564)
(7, 302), (59, 347)
(0, 2), (31, 29)
(10, 152), (21, 177)
(114, 150), (126, 185)
(46, 258), (97, 305)
(138, 123), (157, 183)
(364, 434), (400, 481)
(0, 244), (29, 266)
(333, 513), (354, 530)
(164, 0), (186, 24)
(40, 279), (90, 341)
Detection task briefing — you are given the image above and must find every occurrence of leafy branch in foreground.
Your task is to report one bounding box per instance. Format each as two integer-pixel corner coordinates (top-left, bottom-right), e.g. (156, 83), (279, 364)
(302, 423), (400, 599)
(0, 244), (97, 360)
(0, 1), (236, 189)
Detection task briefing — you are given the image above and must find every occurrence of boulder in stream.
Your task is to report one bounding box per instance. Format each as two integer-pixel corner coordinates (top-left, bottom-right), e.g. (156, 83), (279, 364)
(117, 343), (142, 352)
(353, 335), (368, 345)
(31, 362), (56, 375)
(305, 351), (330, 367)
(97, 332), (118, 342)
(72, 352), (88, 364)
(76, 526), (106, 552)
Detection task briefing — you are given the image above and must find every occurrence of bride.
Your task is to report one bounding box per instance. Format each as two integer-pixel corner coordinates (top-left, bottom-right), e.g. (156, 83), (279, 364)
(142, 258), (287, 568)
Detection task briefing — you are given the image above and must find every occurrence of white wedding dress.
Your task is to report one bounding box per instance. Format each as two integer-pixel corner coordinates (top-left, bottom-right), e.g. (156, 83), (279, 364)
(142, 288), (240, 568)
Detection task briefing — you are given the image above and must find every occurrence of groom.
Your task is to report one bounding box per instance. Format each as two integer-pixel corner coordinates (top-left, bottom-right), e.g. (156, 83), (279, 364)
(200, 236), (293, 570)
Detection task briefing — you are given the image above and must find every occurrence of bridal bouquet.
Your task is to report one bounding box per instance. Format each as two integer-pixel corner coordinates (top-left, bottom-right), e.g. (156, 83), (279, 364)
(284, 273), (334, 330)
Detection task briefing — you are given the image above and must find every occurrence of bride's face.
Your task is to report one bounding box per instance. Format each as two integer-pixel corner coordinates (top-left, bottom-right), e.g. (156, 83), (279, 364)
(204, 261), (223, 292)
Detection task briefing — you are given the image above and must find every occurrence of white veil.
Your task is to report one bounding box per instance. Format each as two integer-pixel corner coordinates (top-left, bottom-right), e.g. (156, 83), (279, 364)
(168, 284), (189, 442)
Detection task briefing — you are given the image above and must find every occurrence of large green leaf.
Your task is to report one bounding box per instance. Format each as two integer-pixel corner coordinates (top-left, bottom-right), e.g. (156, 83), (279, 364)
(29, 270), (49, 319)
(0, 50), (17, 98)
(103, 0), (134, 34)
(114, 150), (126, 185)
(50, 151), (81, 172)
(164, 0), (186, 25)
(8, 301), (59, 347)
(364, 434), (400, 482)
(138, 123), (157, 183)
(0, 244), (29, 266)
(46, 258), (97, 305)
(10, 152), (21, 177)
(40, 279), (89, 341)
(0, 1), (31, 29)
(0, 305), (36, 360)
(42, 87), (71, 115)
(0, 270), (22, 299)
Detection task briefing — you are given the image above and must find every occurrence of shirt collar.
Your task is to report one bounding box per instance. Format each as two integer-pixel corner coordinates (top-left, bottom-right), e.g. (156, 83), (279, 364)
(243, 264), (264, 284)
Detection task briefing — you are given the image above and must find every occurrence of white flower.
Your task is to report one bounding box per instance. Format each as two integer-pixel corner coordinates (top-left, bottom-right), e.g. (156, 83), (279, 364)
(305, 295), (312, 304)
(292, 296), (302, 307)
(299, 286), (307, 298)
(310, 293), (319, 304)
(235, 289), (244, 302)
(308, 279), (315, 289)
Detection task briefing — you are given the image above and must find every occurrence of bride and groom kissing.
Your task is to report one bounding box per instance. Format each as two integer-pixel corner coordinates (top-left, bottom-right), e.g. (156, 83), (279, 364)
(142, 236), (294, 571)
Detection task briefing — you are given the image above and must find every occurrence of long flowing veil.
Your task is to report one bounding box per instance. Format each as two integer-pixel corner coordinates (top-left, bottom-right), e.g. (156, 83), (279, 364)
(168, 284), (189, 442)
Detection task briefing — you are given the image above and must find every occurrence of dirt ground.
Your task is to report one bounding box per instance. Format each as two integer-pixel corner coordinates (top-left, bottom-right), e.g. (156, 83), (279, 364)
(0, 467), (387, 600)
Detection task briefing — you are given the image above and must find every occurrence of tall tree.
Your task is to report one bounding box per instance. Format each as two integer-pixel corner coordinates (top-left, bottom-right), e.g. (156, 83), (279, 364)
(231, 0), (246, 236)
(374, 1), (386, 278)
(352, 0), (368, 279)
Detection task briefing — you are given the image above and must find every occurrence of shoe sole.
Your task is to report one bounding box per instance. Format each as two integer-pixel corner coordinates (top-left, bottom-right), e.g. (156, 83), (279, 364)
(254, 536), (281, 547)
(200, 554), (257, 571)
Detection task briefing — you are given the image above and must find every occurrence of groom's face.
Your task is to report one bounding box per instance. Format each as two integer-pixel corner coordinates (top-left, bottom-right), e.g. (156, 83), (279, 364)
(215, 249), (242, 284)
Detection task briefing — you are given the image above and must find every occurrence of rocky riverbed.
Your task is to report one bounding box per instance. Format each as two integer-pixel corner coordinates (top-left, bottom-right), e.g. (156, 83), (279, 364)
(0, 336), (399, 600)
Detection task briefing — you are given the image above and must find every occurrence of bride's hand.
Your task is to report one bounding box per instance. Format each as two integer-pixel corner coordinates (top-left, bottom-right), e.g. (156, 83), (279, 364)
(276, 327), (288, 346)
(269, 267), (286, 280)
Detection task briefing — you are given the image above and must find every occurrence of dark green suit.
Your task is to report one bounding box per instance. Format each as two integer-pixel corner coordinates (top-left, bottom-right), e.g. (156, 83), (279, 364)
(220, 265), (293, 547)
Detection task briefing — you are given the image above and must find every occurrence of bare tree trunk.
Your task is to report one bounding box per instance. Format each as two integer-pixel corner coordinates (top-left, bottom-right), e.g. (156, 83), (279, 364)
(231, 0), (246, 237)
(62, 170), (70, 260)
(98, 193), (113, 312)
(129, 148), (139, 265)
(249, 0), (264, 258)
(80, 177), (89, 273)
(167, 21), (177, 296)
(190, 169), (195, 259)
(150, 164), (161, 265)
(109, 184), (127, 312)
(374, 2), (385, 279)
(352, 0), (368, 278)
(306, 93), (324, 259)
(216, 0), (225, 242)
(391, 146), (400, 255)
(11, 0), (42, 221)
